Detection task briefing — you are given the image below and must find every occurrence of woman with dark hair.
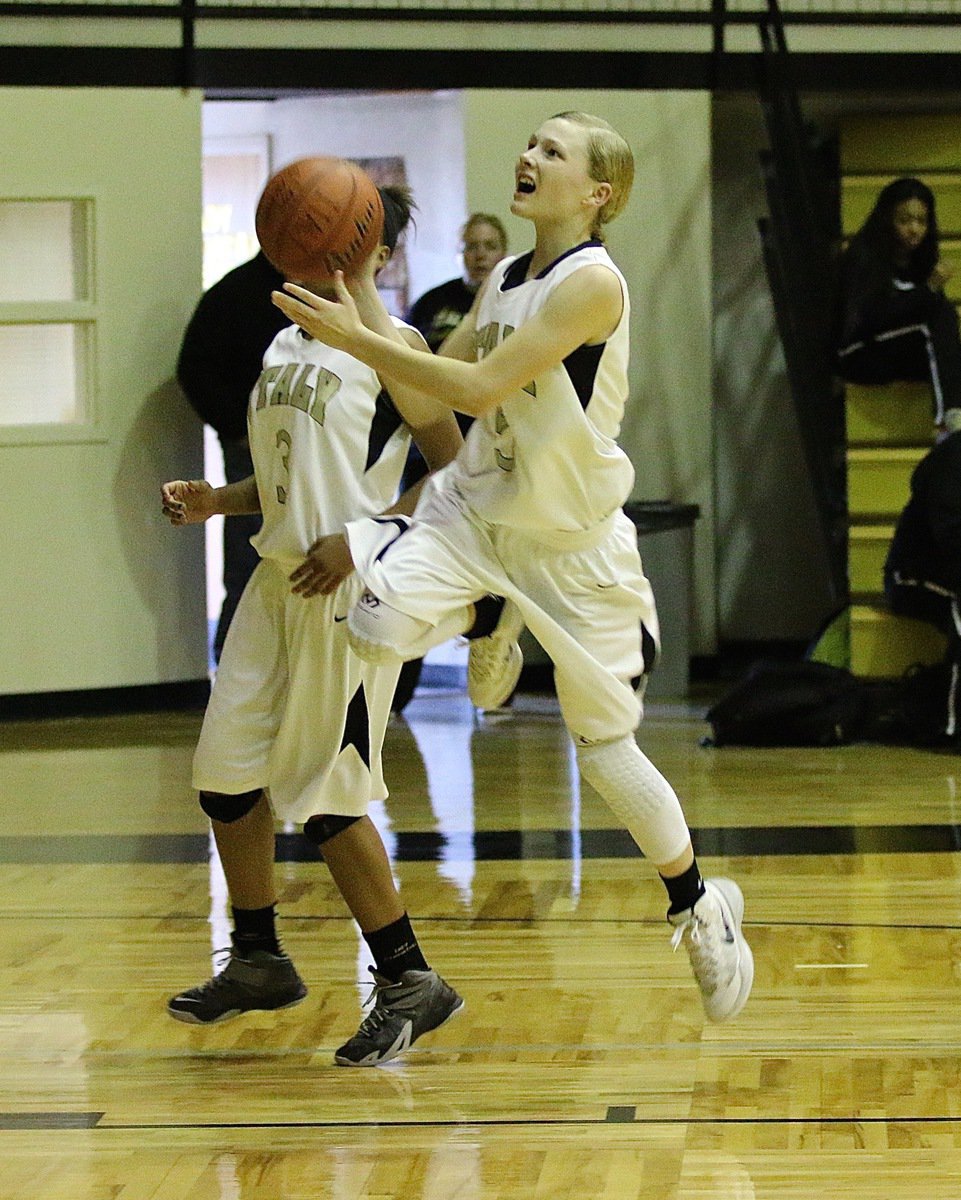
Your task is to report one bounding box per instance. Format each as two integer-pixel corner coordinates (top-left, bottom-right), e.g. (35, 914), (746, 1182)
(836, 176), (961, 432)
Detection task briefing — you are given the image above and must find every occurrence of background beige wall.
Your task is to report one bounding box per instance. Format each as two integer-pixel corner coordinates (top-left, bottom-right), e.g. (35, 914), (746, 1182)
(1, 86), (714, 699)
(0, 88), (206, 695)
(465, 90), (716, 653)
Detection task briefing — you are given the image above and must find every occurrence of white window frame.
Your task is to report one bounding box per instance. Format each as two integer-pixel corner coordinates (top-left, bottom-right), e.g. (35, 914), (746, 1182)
(0, 195), (102, 446)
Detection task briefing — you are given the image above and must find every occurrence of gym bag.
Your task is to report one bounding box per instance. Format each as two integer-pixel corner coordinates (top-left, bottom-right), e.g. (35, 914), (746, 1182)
(704, 660), (869, 747)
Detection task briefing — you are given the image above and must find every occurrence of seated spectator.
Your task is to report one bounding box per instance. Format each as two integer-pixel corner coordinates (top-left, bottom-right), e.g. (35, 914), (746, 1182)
(836, 177), (961, 435)
(884, 428), (961, 738)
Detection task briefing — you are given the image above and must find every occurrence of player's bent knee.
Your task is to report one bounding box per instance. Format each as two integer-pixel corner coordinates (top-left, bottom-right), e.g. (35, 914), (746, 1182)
(199, 788), (263, 824)
(575, 734), (632, 770)
(303, 813), (362, 846)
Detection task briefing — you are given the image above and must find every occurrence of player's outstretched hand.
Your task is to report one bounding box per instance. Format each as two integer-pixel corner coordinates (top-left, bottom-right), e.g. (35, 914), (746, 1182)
(273, 276), (362, 351)
(161, 479), (216, 526)
(290, 532), (355, 598)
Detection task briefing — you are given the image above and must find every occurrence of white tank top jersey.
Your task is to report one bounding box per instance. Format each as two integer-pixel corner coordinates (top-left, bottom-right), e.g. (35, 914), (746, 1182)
(248, 321), (413, 571)
(440, 241), (635, 536)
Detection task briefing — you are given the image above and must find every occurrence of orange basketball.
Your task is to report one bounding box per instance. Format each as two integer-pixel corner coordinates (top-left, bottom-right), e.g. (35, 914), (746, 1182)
(255, 156), (384, 282)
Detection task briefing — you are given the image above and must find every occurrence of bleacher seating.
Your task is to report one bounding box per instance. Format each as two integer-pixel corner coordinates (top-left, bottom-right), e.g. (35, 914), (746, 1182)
(838, 114), (956, 677)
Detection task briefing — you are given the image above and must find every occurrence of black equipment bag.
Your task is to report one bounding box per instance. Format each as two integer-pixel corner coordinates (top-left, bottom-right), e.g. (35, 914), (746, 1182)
(705, 660), (868, 747)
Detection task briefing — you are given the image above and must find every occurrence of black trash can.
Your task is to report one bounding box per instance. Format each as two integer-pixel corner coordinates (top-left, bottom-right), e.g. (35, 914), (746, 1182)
(623, 501), (701, 698)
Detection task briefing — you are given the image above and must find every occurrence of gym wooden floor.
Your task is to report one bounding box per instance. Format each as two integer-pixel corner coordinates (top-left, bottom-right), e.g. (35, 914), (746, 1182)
(3, 685), (961, 1199)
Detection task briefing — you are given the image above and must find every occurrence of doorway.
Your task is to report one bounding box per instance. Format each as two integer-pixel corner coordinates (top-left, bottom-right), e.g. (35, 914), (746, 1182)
(198, 92), (470, 685)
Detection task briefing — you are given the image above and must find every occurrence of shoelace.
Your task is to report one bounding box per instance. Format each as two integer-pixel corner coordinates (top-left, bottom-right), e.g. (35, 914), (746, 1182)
(356, 1006), (395, 1037)
(188, 948), (238, 997)
(472, 641), (509, 678)
(355, 977), (407, 1036)
(671, 913), (721, 988)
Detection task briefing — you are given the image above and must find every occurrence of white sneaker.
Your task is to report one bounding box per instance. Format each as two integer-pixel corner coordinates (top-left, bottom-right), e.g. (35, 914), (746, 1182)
(943, 407), (961, 436)
(467, 598), (524, 710)
(669, 878), (753, 1023)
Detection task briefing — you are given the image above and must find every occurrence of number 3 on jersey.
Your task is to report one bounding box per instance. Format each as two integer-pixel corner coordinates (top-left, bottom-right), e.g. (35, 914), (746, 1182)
(275, 429), (291, 503)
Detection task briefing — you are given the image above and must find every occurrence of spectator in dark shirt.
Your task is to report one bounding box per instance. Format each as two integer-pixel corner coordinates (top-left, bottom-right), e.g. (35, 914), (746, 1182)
(177, 251), (290, 663)
(406, 213), (509, 355)
(885, 428), (961, 643)
(836, 176), (961, 435)
(884, 429), (961, 741)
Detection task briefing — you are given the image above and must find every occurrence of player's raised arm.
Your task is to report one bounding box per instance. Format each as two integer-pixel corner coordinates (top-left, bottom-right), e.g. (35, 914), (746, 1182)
(345, 250), (463, 471)
(274, 263), (621, 419)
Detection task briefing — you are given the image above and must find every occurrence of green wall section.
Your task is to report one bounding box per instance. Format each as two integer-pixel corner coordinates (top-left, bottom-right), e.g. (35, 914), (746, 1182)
(0, 88), (206, 694)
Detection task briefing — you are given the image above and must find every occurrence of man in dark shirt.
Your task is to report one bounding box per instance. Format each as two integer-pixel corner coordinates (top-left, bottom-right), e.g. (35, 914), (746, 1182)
(177, 251), (290, 663)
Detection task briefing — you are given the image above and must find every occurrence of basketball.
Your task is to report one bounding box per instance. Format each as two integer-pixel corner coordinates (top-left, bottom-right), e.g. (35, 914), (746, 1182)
(255, 156), (384, 282)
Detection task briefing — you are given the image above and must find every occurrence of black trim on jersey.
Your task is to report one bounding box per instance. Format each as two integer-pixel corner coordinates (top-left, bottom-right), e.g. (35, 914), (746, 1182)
(632, 622), (659, 688)
(365, 388), (405, 472)
(563, 342), (605, 411)
(502, 252), (534, 291)
(372, 516), (412, 563)
(641, 622), (659, 679)
(501, 240), (605, 292)
(340, 681), (371, 769)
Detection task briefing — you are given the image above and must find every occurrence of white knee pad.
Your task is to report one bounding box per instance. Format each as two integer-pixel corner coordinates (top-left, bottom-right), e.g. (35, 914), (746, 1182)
(576, 735), (691, 866)
(347, 589), (435, 664)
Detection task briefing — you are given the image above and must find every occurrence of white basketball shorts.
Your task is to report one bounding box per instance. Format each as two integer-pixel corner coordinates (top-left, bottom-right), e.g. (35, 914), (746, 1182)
(192, 559), (400, 823)
(346, 485), (659, 745)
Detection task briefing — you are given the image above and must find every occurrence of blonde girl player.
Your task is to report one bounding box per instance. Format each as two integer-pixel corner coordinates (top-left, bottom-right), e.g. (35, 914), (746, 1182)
(161, 186), (466, 1067)
(273, 113), (753, 1024)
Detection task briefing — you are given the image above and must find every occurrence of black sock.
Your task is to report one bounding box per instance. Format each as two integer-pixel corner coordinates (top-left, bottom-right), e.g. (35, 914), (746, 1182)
(661, 861), (706, 916)
(466, 594), (505, 640)
(232, 903), (282, 956)
(364, 912), (429, 981)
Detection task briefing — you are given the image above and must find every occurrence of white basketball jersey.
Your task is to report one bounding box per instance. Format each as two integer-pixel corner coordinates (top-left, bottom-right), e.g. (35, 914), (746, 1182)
(248, 322), (412, 571)
(440, 241), (635, 535)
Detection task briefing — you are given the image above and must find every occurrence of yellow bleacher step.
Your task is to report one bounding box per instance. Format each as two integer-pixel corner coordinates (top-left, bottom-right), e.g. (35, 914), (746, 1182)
(845, 381), (933, 446)
(843, 173), (961, 238)
(941, 239), (961, 304)
(850, 604), (947, 678)
(847, 446), (924, 518)
(841, 114), (961, 175)
(848, 524), (894, 596)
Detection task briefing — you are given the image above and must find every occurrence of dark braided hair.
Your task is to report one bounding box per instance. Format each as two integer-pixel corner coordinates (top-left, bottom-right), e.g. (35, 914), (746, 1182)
(378, 184), (417, 254)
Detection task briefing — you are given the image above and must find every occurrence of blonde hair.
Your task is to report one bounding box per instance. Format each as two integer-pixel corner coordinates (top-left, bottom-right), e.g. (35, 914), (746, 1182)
(551, 111), (634, 239)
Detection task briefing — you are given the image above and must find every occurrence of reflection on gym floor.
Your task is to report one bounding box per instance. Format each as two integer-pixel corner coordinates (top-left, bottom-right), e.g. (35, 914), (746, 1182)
(3, 688), (961, 1197)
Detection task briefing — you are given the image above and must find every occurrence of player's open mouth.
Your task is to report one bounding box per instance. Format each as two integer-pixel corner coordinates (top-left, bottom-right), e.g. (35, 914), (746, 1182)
(516, 175), (536, 194)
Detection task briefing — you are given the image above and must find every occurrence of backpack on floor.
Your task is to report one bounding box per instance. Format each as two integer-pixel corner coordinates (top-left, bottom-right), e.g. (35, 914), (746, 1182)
(705, 660), (869, 747)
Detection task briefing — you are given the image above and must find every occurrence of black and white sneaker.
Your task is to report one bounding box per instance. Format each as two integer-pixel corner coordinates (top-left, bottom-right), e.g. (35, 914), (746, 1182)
(335, 967), (464, 1067)
(669, 878), (753, 1022)
(167, 942), (307, 1025)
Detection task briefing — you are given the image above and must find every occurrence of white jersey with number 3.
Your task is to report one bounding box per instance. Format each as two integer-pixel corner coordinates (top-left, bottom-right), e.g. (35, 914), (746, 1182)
(248, 322), (413, 572)
(439, 241), (635, 538)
